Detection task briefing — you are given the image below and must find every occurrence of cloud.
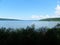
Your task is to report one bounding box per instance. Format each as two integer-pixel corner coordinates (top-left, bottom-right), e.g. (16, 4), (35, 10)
(55, 4), (60, 15)
(31, 4), (60, 20)
(31, 15), (50, 19)
(31, 14), (60, 20)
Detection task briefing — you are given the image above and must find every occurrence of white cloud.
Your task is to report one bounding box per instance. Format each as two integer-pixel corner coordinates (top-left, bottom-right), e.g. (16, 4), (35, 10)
(31, 4), (60, 20)
(31, 5), (60, 19)
(31, 14), (60, 20)
(55, 4), (60, 15)
(31, 15), (50, 19)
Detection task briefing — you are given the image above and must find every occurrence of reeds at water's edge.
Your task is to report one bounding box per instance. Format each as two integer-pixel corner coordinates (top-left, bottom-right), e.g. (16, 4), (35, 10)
(0, 24), (60, 45)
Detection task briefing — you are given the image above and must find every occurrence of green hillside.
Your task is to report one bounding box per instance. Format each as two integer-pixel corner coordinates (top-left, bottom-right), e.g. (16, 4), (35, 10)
(0, 18), (20, 21)
(40, 18), (60, 21)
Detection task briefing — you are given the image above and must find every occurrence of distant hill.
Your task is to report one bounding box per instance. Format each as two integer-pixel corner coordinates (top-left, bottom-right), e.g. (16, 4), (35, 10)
(40, 18), (60, 21)
(0, 18), (20, 21)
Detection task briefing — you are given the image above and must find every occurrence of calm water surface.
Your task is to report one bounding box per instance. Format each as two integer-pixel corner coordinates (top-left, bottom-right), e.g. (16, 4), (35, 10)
(0, 21), (60, 29)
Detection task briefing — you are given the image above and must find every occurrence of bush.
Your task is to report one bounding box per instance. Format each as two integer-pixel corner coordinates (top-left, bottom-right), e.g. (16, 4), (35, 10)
(0, 25), (59, 45)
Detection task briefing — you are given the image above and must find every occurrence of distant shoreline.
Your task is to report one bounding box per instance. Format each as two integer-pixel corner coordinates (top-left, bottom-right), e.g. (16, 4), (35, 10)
(0, 18), (20, 21)
(40, 18), (60, 21)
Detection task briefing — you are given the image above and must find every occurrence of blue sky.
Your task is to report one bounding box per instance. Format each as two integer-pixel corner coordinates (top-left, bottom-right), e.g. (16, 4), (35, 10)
(0, 0), (60, 20)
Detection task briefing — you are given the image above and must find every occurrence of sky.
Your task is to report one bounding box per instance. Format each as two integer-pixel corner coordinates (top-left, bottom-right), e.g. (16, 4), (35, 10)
(0, 0), (60, 20)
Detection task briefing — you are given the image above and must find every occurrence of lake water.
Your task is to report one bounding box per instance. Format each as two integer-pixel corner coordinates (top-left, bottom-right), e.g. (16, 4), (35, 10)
(0, 21), (60, 29)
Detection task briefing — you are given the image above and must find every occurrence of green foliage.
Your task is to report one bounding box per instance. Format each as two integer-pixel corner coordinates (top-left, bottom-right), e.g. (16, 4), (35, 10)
(0, 25), (59, 45)
(40, 18), (60, 21)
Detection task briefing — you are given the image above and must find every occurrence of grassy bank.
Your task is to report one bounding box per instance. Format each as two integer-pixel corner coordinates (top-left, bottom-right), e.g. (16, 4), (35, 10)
(0, 25), (59, 45)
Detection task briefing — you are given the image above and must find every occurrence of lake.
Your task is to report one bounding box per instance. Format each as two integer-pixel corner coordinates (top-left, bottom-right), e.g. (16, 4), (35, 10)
(0, 20), (60, 29)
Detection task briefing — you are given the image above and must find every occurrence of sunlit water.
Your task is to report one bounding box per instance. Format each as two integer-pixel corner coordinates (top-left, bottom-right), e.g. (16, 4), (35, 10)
(0, 20), (60, 29)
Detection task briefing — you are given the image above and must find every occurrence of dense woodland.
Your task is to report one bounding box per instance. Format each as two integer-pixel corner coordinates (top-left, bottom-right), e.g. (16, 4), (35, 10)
(0, 24), (60, 45)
